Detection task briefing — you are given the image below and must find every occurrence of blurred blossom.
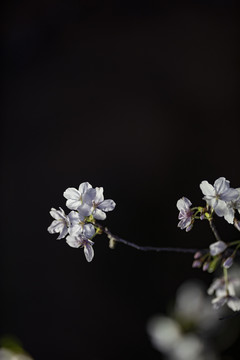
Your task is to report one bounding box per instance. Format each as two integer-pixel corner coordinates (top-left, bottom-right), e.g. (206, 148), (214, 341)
(0, 348), (33, 360)
(147, 281), (228, 360)
(209, 241), (227, 256)
(208, 267), (240, 312)
(174, 281), (219, 332)
(147, 316), (181, 353)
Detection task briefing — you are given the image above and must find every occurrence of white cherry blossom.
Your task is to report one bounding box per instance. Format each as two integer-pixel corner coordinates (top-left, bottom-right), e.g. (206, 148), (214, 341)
(47, 207), (70, 239)
(208, 273), (240, 311)
(66, 223), (95, 262)
(176, 197), (193, 231)
(63, 182), (92, 210)
(200, 177), (239, 223)
(68, 211), (87, 236)
(80, 187), (116, 220)
(223, 188), (240, 223)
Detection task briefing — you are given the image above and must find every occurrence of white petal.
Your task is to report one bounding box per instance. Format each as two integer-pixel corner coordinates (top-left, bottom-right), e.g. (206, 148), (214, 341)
(57, 225), (69, 239)
(178, 217), (192, 230)
(214, 177), (229, 194)
(77, 203), (92, 217)
(94, 187), (104, 204)
(50, 208), (65, 220)
(200, 181), (215, 197)
(93, 208), (106, 220)
(84, 243), (94, 262)
(207, 278), (223, 295)
(222, 188), (240, 202)
(82, 188), (96, 206)
(212, 296), (227, 309)
(83, 224), (95, 238)
(66, 199), (81, 210)
(63, 187), (81, 200)
(204, 197), (217, 208)
(47, 220), (63, 234)
(66, 235), (82, 248)
(98, 199), (116, 212)
(147, 316), (181, 352)
(223, 207), (235, 224)
(227, 296), (240, 311)
(214, 200), (228, 217)
(209, 241), (227, 256)
(69, 224), (83, 236)
(79, 182), (92, 194)
(68, 210), (82, 225)
(176, 197), (192, 211)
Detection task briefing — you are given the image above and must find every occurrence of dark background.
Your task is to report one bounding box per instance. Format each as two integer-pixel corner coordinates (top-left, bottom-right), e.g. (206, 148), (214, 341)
(1, 1), (239, 359)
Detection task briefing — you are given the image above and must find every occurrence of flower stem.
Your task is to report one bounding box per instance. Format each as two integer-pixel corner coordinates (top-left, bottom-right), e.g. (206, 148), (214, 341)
(209, 219), (222, 242)
(223, 267), (229, 295)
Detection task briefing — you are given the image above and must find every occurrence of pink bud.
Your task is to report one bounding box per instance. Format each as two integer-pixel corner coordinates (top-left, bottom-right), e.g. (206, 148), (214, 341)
(194, 251), (202, 259)
(192, 260), (202, 268)
(203, 262), (209, 271)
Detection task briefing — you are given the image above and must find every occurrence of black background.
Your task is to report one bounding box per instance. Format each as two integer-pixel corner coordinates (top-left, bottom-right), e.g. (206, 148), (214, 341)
(1, 1), (239, 359)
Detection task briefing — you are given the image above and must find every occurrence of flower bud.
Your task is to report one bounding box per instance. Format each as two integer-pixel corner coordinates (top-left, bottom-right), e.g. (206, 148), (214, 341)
(203, 261), (210, 271)
(209, 241), (227, 256)
(223, 256), (233, 269)
(194, 251), (202, 259)
(192, 260), (202, 268)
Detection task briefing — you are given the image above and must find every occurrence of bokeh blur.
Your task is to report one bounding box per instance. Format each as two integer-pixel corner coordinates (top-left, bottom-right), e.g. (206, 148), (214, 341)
(1, 1), (239, 359)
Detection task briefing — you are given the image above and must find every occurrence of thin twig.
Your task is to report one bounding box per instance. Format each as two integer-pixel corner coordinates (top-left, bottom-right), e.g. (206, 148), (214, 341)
(102, 226), (199, 254)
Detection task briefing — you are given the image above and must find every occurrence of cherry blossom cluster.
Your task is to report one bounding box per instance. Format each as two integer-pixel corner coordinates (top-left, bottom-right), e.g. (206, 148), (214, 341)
(177, 177), (240, 311)
(48, 182), (116, 262)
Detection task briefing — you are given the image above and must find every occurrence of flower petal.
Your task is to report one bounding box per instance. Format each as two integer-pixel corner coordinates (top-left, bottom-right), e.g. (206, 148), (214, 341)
(214, 177), (229, 195)
(209, 241), (227, 256)
(93, 208), (106, 220)
(63, 188), (81, 200)
(83, 224), (95, 239)
(212, 296), (227, 309)
(66, 235), (82, 248)
(98, 199), (116, 212)
(77, 203), (92, 217)
(69, 224), (83, 236)
(47, 220), (63, 234)
(66, 199), (81, 210)
(223, 207), (235, 224)
(222, 188), (240, 202)
(82, 188), (96, 206)
(214, 200), (228, 217)
(84, 242), (94, 262)
(79, 182), (92, 194)
(50, 208), (65, 220)
(176, 197), (192, 211)
(57, 225), (68, 239)
(68, 211), (81, 225)
(227, 296), (240, 311)
(178, 217), (192, 230)
(200, 181), (215, 197)
(94, 187), (104, 204)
